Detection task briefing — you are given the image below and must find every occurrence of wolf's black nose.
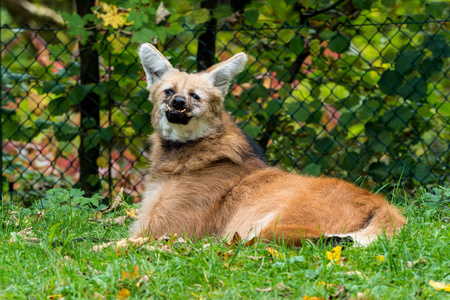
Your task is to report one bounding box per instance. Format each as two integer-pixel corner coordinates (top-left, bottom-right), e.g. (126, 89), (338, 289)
(171, 97), (186, 110)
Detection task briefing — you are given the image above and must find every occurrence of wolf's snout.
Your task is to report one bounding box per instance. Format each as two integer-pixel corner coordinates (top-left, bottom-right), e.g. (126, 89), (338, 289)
(171, 97), (187, 110)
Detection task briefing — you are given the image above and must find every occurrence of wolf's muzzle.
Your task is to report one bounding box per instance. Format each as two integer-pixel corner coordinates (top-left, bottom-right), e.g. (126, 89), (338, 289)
(171, 97), (187, 110)
(165, 100), (191, 125)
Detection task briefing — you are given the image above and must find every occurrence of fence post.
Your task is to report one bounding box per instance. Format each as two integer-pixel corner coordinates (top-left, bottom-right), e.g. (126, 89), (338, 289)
(197, 0), (218, 71)
(76, 0), (100, 196)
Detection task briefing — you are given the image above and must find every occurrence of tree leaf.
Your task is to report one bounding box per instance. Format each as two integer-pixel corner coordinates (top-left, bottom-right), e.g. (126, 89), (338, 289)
(287, 102), (310, 122)
(128, 11), (149, 30)
(302, 163), (321, 176)
(131, 114), (152, 134)
(381, 0), (396, 7)
(132, 28), (157, 43)
(353, 0), (373, 10)
(378, 70), (402, 96)
(192, 8), (210, 24)
(328, 34), (350, 54)
(245, 10), (259, 24)
(289, 36), (304, 55)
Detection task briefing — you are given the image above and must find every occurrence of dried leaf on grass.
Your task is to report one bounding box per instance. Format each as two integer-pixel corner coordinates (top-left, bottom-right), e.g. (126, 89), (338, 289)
(224, 233), (256, 248)
(92, 235), (188, 253)
(255, 283), (292, 293)
(121, 266), (139, 281)
(125, 209), (137, 218)
(92, 237), (151, 252)
(116, 288), (130, 300)
(255, 287), (272, 292)
(217, 250), (235, 261)
(93, 292), (106, 300)
(407, 259), (427, 268)
(225, 232), (242, 248)
(345, 270), (369, 280)
(429, 280), (450, 292)
(89, 215), (129, 225)
(317, 281), (338, 288)
(265, 246), (283, 259)
(9, 227), (42, 244)
(247, 255), (264, 261)
(136, 275), (150, 288)
(356, 292), (367, 300)
(47, 294), (64, 300)
(119, 266), (151, 289)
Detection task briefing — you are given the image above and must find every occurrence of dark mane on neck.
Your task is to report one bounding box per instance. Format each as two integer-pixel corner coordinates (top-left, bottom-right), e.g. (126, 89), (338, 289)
(159, 138), (200, 150)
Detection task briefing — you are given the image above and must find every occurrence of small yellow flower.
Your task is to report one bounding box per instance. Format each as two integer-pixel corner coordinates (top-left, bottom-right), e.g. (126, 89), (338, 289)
(375, 255), (385, 262)
(326, 246), (342, 264)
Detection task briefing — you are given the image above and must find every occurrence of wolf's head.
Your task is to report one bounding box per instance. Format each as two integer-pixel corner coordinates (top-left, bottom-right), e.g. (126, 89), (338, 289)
(139, 43), (247, 142)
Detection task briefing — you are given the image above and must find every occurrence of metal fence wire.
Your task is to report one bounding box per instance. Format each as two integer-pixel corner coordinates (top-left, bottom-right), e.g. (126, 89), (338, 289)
(1, 17), (449, 202)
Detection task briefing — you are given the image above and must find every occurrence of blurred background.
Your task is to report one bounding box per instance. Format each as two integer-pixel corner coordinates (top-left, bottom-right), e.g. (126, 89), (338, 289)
(1, 0), (449, 204)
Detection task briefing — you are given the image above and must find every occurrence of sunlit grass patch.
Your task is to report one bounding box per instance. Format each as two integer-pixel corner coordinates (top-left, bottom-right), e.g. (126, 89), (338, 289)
(1, 187), (449, 299)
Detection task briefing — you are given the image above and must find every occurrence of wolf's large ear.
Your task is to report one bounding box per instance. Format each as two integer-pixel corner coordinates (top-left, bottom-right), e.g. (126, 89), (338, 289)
(139, 43), (173, 90)
(204, 53), (247, 95)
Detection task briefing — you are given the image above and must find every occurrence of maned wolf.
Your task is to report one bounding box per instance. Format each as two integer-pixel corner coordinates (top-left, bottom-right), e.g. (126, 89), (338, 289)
(130, 44), (405, 246)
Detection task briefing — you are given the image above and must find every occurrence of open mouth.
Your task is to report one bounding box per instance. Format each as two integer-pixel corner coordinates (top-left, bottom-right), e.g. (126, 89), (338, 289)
(165, 105), (192, 125)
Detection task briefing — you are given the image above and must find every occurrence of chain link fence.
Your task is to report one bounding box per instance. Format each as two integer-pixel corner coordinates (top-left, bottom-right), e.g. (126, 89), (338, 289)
(1, 17), (449, 203)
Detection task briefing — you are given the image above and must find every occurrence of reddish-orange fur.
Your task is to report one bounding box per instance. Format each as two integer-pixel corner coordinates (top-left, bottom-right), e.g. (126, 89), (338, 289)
(131, 44), (406, 246)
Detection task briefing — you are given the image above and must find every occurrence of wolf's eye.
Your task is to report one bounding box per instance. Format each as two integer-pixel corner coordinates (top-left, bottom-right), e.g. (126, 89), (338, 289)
(164, 89), (175, 96)
(190, 93), (200, 100)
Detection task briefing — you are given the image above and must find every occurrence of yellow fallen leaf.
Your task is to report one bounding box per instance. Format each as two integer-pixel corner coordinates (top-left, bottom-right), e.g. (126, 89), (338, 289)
(265, 246), (283, 259)
(326, 246), (342, 264)
(126, 209), (137, 218)
(121, 266), (139, 281)
(116, 288), (130, 300)
(47, 295), (63, 300)
(317, 281), (337, 288)
(429, 280), (450, 292)
(303, 296), (325, 300)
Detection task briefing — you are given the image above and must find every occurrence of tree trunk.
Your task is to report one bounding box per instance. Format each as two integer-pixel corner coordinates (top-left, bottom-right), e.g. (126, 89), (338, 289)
(76, 0), (100, 196)
(197, 0), (218, 71)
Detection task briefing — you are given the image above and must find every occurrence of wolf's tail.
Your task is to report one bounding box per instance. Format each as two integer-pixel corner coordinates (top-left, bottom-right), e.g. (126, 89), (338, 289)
(331, 204), (406, 246)
(260, 204), (406, 247)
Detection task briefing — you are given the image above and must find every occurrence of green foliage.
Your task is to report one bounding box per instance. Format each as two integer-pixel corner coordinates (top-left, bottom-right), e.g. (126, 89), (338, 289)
(1, 0), (449, 201)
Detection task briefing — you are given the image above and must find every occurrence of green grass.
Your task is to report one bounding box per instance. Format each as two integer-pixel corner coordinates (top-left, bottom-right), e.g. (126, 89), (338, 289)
(1, 187), (449, 299)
